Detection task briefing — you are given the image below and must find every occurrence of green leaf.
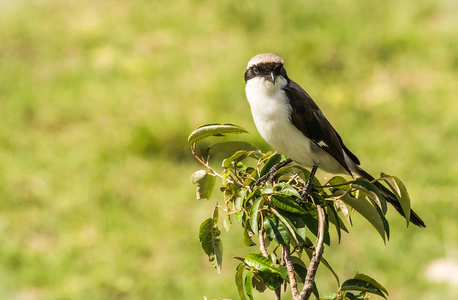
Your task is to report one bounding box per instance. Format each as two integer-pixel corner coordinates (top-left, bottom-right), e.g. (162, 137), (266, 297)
(271, 194), (307, 214)
(342, 292), (363, 300)
(233, 211), (244, 223)
(338, 191), (387, 243)
(235, 189), (247, 211)
(191, 170), (216, 200)
(327, 176), (351, 190)
(326, 203), (342, 243)
(274, 182), (302, 198)
(243, 221), (256, 247)
(199, 207), (223, 273)
(300, 203), (331, 246)
(188, 123), (248, 144)
(354, 273), (389, 295)
(336, 199), (352, 226)
(258, 271), (281, 290)
(249, 197), (264, 235)
(291, 256), (307, 283)
(223, 150), (248, 168)
(291, 164), (323, 191)
(223, 214), (232, 232)
(276, 210), (307, 245)
(352, 178), (387, 215)
(251, 274), (267, 293)
(261, 185), (274, 195)
(263, 214), (290, 246)
(340, 278), (387, 299)
(381, 174), (411, 227)
(244, 253), (288, 281)
(235, 263), (246, 300)
(207, 141), (258, 155)
(260, 153), (283, 177)
(245, 269), (254, 300)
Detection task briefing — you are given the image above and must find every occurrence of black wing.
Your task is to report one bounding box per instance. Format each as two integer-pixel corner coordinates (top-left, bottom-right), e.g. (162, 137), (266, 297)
(284, 80), (360, 175)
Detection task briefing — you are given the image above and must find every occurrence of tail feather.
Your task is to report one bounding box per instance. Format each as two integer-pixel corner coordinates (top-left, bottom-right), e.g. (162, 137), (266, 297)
(354, 166), (426, 228)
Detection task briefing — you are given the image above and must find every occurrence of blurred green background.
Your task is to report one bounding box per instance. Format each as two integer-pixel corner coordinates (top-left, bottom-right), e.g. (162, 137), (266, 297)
(1, 0), (457, 299)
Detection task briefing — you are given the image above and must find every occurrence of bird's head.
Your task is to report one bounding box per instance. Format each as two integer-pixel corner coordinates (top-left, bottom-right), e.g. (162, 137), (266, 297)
(244, 53), (288, 87)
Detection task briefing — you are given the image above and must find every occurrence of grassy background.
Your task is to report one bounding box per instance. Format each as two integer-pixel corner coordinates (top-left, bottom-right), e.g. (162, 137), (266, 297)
(1, 0), (457, 299)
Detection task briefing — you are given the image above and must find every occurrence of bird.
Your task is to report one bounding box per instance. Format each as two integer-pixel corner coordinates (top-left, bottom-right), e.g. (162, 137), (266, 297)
(244, 53), (425, 228)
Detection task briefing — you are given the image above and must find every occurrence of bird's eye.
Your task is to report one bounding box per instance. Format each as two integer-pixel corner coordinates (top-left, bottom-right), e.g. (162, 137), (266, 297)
(252, 66), (259, 74)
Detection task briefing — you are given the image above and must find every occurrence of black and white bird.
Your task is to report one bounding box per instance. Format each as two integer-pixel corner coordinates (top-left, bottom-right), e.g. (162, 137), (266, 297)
(244, 53), (425, 228)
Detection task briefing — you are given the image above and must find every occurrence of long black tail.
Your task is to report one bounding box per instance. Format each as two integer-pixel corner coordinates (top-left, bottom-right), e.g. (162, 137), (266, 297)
(354, 166), (426, 228)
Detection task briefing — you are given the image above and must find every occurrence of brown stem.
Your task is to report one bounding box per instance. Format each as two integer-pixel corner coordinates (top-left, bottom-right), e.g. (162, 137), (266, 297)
(275, 287), (281, 300)
(283, 245), (299, 299)
(281, 204), (326, 300)
(259, 227), (269, 258)
(300, 205), (326, 299)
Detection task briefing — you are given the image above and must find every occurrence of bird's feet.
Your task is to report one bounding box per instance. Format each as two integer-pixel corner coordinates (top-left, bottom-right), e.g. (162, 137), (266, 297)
(296, 164), (319, 204)
(253, 158), (292, 186)
(297, 182), (314, 204)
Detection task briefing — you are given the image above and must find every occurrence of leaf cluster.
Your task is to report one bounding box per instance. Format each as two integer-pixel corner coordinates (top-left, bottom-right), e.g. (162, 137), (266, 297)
(189, 124), (404, 299)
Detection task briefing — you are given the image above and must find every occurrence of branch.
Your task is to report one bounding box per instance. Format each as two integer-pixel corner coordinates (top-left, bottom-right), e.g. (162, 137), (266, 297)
(259, 227), (269, 258)
(283, 245), (299, 299)
(280, 205), (325, 300)
(300, 205), (325, 299)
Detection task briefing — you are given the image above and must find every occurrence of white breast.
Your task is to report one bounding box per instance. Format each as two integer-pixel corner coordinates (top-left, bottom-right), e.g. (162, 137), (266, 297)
(245, 77), (347, 174)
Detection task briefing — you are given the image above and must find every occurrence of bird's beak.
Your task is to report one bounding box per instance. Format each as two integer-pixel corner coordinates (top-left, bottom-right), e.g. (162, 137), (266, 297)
(267, 71), (276, 84)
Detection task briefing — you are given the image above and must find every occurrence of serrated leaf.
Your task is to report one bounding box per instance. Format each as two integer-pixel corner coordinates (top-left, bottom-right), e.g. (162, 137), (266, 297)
(244, 253), (288, 281)
(338, 191), (386, 243)
(249, 197), (264, 235)
(245, 269), (254, 300)
(235, 263), (246, 300)
(191, 170), (216, 200)
(199, 207), (223, 273)
(352, 178), (387, 215)
(340, 278), (387, 299)
(271, 194), (307, 214)
(207, 141), (258, 155)
(188, 123), (248, 144)
(263, 214), (290, 246)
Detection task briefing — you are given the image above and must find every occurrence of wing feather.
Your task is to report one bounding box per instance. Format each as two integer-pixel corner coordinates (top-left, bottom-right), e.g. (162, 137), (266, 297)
(284, 80), (359, 175)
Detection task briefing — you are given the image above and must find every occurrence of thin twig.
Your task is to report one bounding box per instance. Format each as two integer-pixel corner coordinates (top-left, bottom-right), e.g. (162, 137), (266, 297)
(300, 205), (325, 299)
(192, 151), (249, 189)
(287, 172), (300, 185)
